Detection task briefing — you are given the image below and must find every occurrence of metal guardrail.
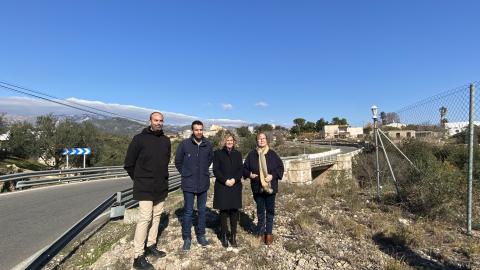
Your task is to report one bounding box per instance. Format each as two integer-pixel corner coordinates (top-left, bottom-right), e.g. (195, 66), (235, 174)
(0, 164), (178, 190)
(1, 166), (124, 182)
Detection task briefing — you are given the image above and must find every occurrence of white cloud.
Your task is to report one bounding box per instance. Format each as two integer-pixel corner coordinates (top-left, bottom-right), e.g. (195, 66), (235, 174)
(221, 103), (233, 111)
(255, 101), (269, 107)
(0, 96), (248, 127)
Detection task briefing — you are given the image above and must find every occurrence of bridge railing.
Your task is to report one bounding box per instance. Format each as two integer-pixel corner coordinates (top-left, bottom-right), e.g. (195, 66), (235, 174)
(309, 155), (338, 166)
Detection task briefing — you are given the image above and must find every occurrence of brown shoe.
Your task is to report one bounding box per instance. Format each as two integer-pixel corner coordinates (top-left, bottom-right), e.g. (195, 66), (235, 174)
(265, 234), (273, 245)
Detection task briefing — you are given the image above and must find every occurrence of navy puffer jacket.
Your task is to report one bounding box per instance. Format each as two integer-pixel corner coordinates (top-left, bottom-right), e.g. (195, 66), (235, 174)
(175, 136), (213, 193)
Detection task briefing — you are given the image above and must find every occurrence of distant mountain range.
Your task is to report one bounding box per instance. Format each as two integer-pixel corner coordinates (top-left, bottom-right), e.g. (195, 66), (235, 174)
(0, 96), (250, 128)
(2, 113), (244, 137)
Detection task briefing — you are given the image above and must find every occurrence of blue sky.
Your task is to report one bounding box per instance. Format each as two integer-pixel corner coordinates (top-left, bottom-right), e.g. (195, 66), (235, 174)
(0, 1), (479, 127)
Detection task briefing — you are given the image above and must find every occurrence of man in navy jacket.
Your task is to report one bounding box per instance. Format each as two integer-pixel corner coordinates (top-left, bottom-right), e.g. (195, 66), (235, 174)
(175, 120), (213, 251)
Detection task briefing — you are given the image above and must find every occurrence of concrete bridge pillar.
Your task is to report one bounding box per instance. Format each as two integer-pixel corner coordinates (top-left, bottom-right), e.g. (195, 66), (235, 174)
(313, 149), (363, 186)
(285, 159), (312, 185)
(331, 153), (353, 179)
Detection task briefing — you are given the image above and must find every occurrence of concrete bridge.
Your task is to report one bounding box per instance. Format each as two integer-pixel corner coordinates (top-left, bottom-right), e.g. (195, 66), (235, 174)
(282, 147), (362, 185)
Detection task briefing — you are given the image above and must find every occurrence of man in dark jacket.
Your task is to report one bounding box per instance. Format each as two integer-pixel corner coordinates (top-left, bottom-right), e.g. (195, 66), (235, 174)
(124, 112), (171, 270)
(175, 120), (213, 251)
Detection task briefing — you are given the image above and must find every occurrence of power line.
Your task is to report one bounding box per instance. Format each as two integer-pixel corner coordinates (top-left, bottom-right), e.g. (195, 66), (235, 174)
(0, 82), (146, 124)
(0, 81), (145, 122)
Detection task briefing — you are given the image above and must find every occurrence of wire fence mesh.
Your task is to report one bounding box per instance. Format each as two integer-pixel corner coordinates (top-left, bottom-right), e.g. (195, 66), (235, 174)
(355, 82), (480, 231)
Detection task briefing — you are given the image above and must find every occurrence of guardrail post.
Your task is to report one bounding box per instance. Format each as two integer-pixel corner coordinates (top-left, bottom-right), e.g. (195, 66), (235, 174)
(116, 191), (122, 204)
(110, 191), (126, 219)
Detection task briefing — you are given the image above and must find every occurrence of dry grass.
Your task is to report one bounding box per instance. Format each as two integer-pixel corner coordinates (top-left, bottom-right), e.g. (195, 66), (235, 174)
(384, 258), (412, 270)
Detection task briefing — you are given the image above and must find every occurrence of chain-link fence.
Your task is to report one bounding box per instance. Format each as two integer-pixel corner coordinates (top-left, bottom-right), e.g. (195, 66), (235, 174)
(355, 82), (480, 234)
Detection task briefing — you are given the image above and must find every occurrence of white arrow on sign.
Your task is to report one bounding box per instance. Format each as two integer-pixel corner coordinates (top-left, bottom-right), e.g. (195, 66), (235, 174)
(62, 148), (92, 155)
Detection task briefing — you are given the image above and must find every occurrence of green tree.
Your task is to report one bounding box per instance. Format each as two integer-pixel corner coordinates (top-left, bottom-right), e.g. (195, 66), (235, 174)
(54, 119), (83, 168)
(236, 126), (251, 137)
(293, 118), (306, 134)
(293, 118), (306, 128)
(93, 133), (131, 166)
(36, 114), (58, 167)
(304, 121), (316, 132)
(238, 133), (257, 157)
(76, 121), (101, 167)
(0, 113), (7, 134)
(255, 124), (273, 133)
(6, 122), (38, 159)
(315, 118), (328, 132)
(380, 111), (387, 125)
(379, 112), (400, 125)
(331, 117), (348, 125)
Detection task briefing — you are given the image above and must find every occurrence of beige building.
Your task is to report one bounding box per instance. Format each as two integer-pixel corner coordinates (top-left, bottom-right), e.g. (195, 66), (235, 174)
(320, 125), (364, 139)
(204, 125), (226, 137)
(385, 130), (416, 140)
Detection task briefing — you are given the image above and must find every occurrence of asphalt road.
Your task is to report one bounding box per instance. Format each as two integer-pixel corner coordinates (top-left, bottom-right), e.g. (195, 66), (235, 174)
(0, 177), (132, 270)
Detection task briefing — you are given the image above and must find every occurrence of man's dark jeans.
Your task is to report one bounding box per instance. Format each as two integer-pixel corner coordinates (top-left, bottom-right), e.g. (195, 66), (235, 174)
(182, 191), (208, 240)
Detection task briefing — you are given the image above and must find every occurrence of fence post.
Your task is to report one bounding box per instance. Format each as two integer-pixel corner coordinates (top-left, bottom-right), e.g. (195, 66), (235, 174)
(467, 83), (475, 235)
(371, 105), (381, 200)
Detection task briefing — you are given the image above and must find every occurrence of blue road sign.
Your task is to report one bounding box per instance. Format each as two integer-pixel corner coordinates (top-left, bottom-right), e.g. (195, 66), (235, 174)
(62, 148), (92, 156)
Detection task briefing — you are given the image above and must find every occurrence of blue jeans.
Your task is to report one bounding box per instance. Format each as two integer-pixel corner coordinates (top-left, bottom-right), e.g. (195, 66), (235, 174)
(182, 191), (207, 240)
(254, 193), (276, 234)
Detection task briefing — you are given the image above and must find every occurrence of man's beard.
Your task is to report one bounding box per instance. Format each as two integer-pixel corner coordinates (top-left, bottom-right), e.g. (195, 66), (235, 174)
(151, 125), (162, 131)
(194, 134), (202, 142)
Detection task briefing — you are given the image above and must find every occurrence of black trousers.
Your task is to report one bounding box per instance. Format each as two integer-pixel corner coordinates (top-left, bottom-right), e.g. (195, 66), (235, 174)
(219, 209), (239, 235)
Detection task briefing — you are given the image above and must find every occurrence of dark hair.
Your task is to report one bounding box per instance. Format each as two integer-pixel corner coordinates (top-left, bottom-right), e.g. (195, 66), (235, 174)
(150, 111), (163, 120)
(191, 120), (204, 130)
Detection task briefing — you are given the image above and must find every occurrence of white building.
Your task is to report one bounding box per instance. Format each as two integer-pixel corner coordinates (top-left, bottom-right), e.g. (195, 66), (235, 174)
(445, 121), (480, 136)
(181, 129), (192, 139)
(0, 131), (9, 142)
(384, 122), (407, 129)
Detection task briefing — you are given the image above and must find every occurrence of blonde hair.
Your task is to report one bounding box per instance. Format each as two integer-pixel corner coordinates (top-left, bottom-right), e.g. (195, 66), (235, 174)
(222, 131), (237, 147)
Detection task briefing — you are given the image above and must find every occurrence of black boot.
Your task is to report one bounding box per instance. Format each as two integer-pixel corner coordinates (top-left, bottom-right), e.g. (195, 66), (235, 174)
(220, 233), (229, 248)
(145, 244), (166, 258)
(133, 255), (154, 270)
(229, 233), (238, 248)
